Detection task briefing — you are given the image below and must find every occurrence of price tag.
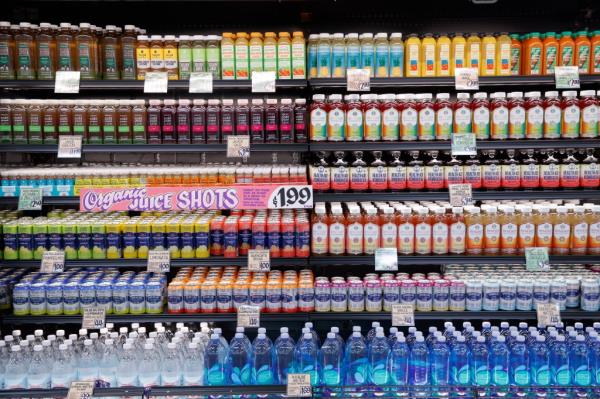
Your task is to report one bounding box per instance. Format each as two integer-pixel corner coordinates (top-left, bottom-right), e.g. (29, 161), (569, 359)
(537, 302), (561, 328)
(82, 306), (106, 330)
(455, 67), (479, 90)
(555, 66), (580, 89)
(286, 373), (312, 397)
(451, 133), (477, 156)
(18, 187), (43, 210)
(147, 250), (170, 273)
(346, 68), (371, 92)
(268, 185), (313, 209)
(144, 71), (168, 93)
(189, 72), (213, 93)
(237, 305), (260, 328)
(41, 250), (65, 273)
(449, 183), (473, 207)
(392, 304), (415, 326)
(251, 71), (276, 93)
(525, 247), (550, 271)
(55, 71), (81, 94)
(375, 247), (398, 271)
(67, 381), (95, 399)
(58, 135), (83, 158)
(248, 249), (270, 272)
(226, 135), (250, 158)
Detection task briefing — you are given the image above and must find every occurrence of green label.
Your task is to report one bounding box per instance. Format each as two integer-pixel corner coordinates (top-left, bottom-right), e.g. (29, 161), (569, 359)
(29, 125), (41, 132)
(578, 45), (590, 72)
(58, 126), (71, 133)
(43, 126), (56, 133)
(510, 48), (521, 73)
(0, 42), (10, 70)
(545, 46), (557, 72)
(133, 125), (146, 133)
(530, 47), (541, 74)
(18, 187), (43, 211)
(12, 125), (24, 132)
(103, 126), (115, 133)
(88, 126), (101, 133)
(594, 46), (600, 72)
(118, 126), (130, 133)
(58, 43), (73, 69)
(73, 126), (85, 133)
(561, 46), (574, 66)
(0, 125), (10, 132)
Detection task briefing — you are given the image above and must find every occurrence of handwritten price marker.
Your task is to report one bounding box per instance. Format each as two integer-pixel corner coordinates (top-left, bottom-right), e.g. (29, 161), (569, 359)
(237, 305), (260, 328)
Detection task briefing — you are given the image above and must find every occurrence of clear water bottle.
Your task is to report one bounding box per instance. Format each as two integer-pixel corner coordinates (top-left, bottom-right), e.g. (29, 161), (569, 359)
(228, 333), (252, 385)
(368, 331), (390, 386)
(77, 339), (98, 381)
(138, 343), (161, 387)
(252, 333), (275, 384)
(162, 342), (183, 386)
(410, 335), (429, 386)
(366, 322), (381, 343)
(470, 336), (490, 386)
(97, 339), (118, 387)
(236, 327), (252, 352)
(390, 333), (409, 386)
(430, 336), (450, 391)
(51, 344), (76, 388)
(330, 327), (345, 349)
(27, 345), (50, 389)
(344, 331), (368, 386)
(304, 322), (320, 346)
(425, 327), (438, 348)
(116, 343), (139, 387)
(4, 345), (27, 389)
(510, 335), (530, 387)
(274, 332), (295, 384)
(205, 334), (229, 385)
(319, 332), (343, 386)
(182, 343), (204, 386)
(294, 332), (319, 385)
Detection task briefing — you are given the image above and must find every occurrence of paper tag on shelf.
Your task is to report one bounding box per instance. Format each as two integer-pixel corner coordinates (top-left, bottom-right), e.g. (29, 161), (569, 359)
(237, 305), (260, 328)
(555, 66), (580, 89)
(286, 373), (312, 397)
(147, 250), (171, 273)
(144, 71), (169, 93)
(18, 187), (43, 210)
(189, 72), (213, 93)
(41, 250), (65, 273)
(55, 71), (81, 94)
(449, 183), (474, 207)
(451, 133), (477, 156)
(268, 185), (313, 209)
(375, 247), (398, 271)
(82, 306), (106, 330)
(392, 304), (415, 326)
(226, 135), (250, 158)
(251, 71), (276, 93)
(525, 247), (550, 271)
(58, 135), (83, 158)
(455, 67), (479, 90)
(67, 381), (95, 399)
(248, 249), (270, 272)
(537, 302), (561, 327)
(346, 68), (371, 91)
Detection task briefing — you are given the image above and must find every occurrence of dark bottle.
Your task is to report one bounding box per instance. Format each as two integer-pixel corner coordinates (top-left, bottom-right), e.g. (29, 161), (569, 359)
(235, 99), (250, 136)
(161, 99), (177, 144)
(293, 98), (307, 143)
(250, 99), (265, 143)
(206, 99), (221, 144)
(221, 99), (235, 140)
(191, 99), (206, 144)
(331, 151), (350, 192)
(147, 99), (162, 144)
(279, 98), (294, 143)
(176, 99), (191, 144)
(265, 98), (279, 143)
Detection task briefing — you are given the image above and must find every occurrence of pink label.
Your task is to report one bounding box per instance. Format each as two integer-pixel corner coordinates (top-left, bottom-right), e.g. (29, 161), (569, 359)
(222, 125), (233, 132)
(236, 124), (249, 131)
(148, 126), (160, 133)
(251, 125), (263, 132)
(192, 126), (205, 133)
(280, 124), (292, 131)
(266, 124), (277, 130)
(207, 125), (219, 132)
(162, 125), (174, 133)
(295, 123), (306, 130)
(177, 126), (190, 133)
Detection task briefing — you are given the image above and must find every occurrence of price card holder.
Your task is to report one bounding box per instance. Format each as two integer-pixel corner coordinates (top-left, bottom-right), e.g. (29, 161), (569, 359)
(525, 247), (550, 271)
(18, 187), (43, 211)
(451, 133), (477, 156)
(346, 68), (371, 92)
(144, 71), (169, 93)
(248, 249), (270, 272)
(455, 67), (479, 90)
(237, 304), (260, 328)
(55, 71), (81, 94)
(555, 66), (580, 89)
(41, 250), (65, 273)
(449, 183), (474, 207)
(189, 72), (213, 93)
(251, 71), (276, 93)
(67, 381), (95, 399)
(286, 373), (312, 397)
(147, 250), (171, 273)
(392, 304), (415, 326)
(375, 247), (398, 271)
(58, 135), (83, 158)
(82, 306), (106, 330)
(537, 302), (561, 327)
(268, 185), (313, 209)
(226, 135), (250, 158)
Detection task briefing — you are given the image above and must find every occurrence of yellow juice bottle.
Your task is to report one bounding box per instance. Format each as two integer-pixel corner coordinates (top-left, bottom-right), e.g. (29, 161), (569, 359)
(122, 219), (137, 259)
(263, 32), (278, 74)
(465, 206), (484, 254)
(451, 33), (467, 75)
(405, 34), (421, 77)
(517, 205), (536, 253)
(436, 33), (451, 76)
(500, 205), (518, 254)
(421, 33), (436, 77)
(466, 33), (481, 71)
(137, 219), (151, 258)
(277, 32), (292, 79)
(180, 218), (195, 259)
(291, 31), (306, 79)
(166, 218), (181, 259)
(106, 220), (122, 259)
(571, 205), (588, 254)
(195, 216), (210, 258)
(534, 205), (553, 249)
(496, 32), (512, 75)
(234, 32), (250, 79)
(481, 33), (497, 76)
(552, 205), (571, 254)
(220, 32), (235, 79)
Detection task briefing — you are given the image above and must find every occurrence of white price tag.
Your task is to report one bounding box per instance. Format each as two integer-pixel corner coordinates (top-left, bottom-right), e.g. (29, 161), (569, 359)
(449, 183), (473, 207)
(455, 67), (479, 90)
(226, 135), (250, 158)
(268, 185), (313, 209)
(286, 373), (312, 397)
(251, 71), (276, 93)
(555, 66), (580, 89)
(55, 71), (81, 94)
(346, 68), (371, 92)
(144, 71), (168, 93)
(18, 187), (43, 210)
(525, 247), (550, 271)
(147, 250), (170, 273)
(375, 247), (398, 271)
(67, 381), (95, 399)
(189, 72), (213, 93)
(237, 305), (260, 328)
(82, 306), (106, 330)
(392, 304), (415, 326)
(41, 250), (65, 273)
(57, 135), (83, 158)
(248, 249), (270, 272)
(451, 133), (477, 156)
(537, 302), (561, 328)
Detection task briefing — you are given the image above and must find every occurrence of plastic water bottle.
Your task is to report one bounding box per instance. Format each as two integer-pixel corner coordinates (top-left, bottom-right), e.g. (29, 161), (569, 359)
(388, 327), (399, 347)
(116, 343), (138, 387)
(253, 333), (275, 384)
(509, 335), (530, 388)
(471, 336), (490, 386)
(162, 342), (183, 386)
(319, 332), (343, 386)
(390, 334), (409, 386)
(406, 327), (418, 346)
(530, 335), (551, 388)
(490, 335), (509, 388)
(430, 336), (450, 391)
(205, 334), (229, 385)
(138, 343), (161, 387)
(274, 332), (295, 384)
(570, 335), (592, 387)
(344, 331), (368, 386)
(97, 339), (118, 387)
(294, 332), (319, 385)
(425, 327), (438, 347)
(331, 327), (345, 349)
(51, 344), (76, 388)
(304, 322), (320, 346)
(410, 336), (429, 386)
(27, 345), (50, 389)
(368, 331), (390, 386)
(182, 343), (204, 386)
(236, 327), (252, 352)
(4, 346), (27, 389)
(228, 333), (252, 385)
(77, 339), (98, 381)
(450, 335), (471, 388)
(367, 322), (381, 343)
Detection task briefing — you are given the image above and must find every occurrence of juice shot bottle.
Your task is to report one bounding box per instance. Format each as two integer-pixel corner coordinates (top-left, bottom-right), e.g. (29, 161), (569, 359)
(435, 93), (453, 140)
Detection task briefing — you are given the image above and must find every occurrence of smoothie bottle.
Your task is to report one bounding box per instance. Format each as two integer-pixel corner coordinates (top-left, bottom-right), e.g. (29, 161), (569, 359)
(331, 33), (346, 78)
(221, 33), (235, 79)
(466, 33), (481, 71)
(561, 90), (581, 138)
(309, 94), (327, 141)
(374, 32), (389, 78)
(400, 94), (418, 141)
(496, 32), (512, 76)
(524, 91), (544, 139)
(345, 94), (364, 142)
(559, 31), (575, 67)
(135, 35), (150, 79)
(472, 92), (490, 140)
(327, 94), (345, 141)
(579, 90), (598, 138)
(542, 32), (559, 75)
(575, 31), (591, 74)
(453, 93), (472, 134)
(436, 33), (451, 77)
(317, 33), (331, 78)
(490, 92), (508, 140)
(507, 91), (526, 140)
(435, 93), (453, 140)
(509, 34), (522, 75)
(417, 93), (435, 141)
(543, 90), (562, 138)
(234, 32), (249, 79)
(364, 94), (382, 141)
(263, 32), (277, 75)
(350, 151), (369, 192)
(277, 32), (292, 79)
(382, 94), (400, 141)
(163, 35), (179, 79)
(149, 35), (164, 72)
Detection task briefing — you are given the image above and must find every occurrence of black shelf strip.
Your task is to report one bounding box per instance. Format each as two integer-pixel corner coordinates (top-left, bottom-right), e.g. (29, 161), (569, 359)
(0, 143), (309, 153)
(0, 196), (79, 206)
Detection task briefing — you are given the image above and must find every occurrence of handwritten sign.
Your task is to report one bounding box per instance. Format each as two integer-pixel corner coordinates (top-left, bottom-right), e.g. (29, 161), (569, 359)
(455, 67), (479, 90)
(347, 68), (370, 91)
(55, 71), (81, 93)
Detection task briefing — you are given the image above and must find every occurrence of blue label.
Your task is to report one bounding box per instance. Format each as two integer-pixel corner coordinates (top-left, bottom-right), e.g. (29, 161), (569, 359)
(467, 293), (482, 301)
(18, 234), (33, 250)
(4, 234), (17, 250)
(252, 231), (266, 248)
(122, 232), (136, 248)
(151, 232), (165, 249)
(239, 229), (252, 247)
(181, 232), (194, 248)
(34, 234), (48, 249)
(63, 233), (77, 249)
(107, 233), (120, 248)
(185, 295), (200, 304)
(347, 45), (361, 68)
(210, 229), (224, 247)
(224, 232), (238, 250)
(250, 294), (265, 305)
(166, 233), (180, 248)
(137, 232), (150, 247)
(168, 295), (183, 304)
(146, 295), (162, 304)
(92, 233), (105, 249)
(201, 294), (216, 304)
(282, 231), (295, 249)
(195, 232), (209, 248)
(267, 231), (281, 250)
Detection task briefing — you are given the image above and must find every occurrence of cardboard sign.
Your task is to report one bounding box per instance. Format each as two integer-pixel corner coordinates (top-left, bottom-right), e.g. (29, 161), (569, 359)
(248, 249), (270, 272)
(525, 247), (550, 271)
(41, 250), (65, 273)
(375, 247), (398, 271)
(18, 187), (43, 210)
(226, 135), (250, 158)
(58, 135), (83, 158)
(237, 305), (260, 328)
(555, 66), (580, 89)
(449, 183), (474, 207)
(286, 373), (312, 397)
(451, 133), (477, 156)
(82, 306), (106, 330)
(251, 71), (276, 93)
(147, 250), (171, 273)
(392, 304), (415, 326)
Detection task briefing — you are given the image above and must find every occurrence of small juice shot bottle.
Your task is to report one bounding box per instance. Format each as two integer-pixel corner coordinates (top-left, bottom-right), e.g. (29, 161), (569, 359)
(209, 215), (225, 256)
(414, 207), (432, 255)
(281, 215), (296, 258)
(295, 213), (310, 258)
(570, 205), (589, 254)
(328, 205), (346, 255)
(223, 216), (239, 258)
(490, 92), (508, 140)
(449, 207), (466, 254)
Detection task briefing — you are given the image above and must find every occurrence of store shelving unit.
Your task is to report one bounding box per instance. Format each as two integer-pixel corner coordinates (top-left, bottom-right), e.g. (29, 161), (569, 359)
(0, 143), (309, 153)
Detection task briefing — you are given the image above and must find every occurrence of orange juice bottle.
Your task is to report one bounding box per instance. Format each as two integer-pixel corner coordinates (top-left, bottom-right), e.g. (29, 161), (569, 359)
(520, 34), (529, 74)
(277, 32), (292, 79)
(397, 206), (415, 254)
(509, 34), (522, 75)
(496, 32), (511, 76)
(163, 35), (179, 79)
(588, 205), (600, 254)
(575, 30), (591, 74)
(534, 205), (553, 249)
(364, 207), (381, 254)
(466, 206), (484, 254)
(234, 32), (250, 79)
(380, 207), (398, 248)
(414, 207), (432, 255)
(432, 206), (449, 254)
(552, 205), (571, 254)
(525, 32), (543, 75)
(249, 32), (264, 74)
(451, 32), (467, 75)
(346, 205), (364, 255)
(466, 33), (481, 70)
(500, 205), (518, 254)
(329, 205), (346, 255)
(421, 33), (436, 77)
(405, 34), (421, 77)
(221, 33), (235, 79)
(591, 31), (600, 74)
(436, 33), (451, 76)
(483, 205), (500, 254)
(517, 205), (536, 252)
(449, 207), (466, 254)
(481, 33), (496, 76)
(559, 31), (575, 66)
(542, 32), (559, 75)
(571, 205), (588, 254)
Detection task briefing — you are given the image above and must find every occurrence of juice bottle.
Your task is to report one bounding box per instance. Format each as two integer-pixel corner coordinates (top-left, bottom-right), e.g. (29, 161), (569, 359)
(149, 35), (164, 73)
(561, 90), (581, 138)
(116, 100), (132, 144)
(72, 100), (87, 142)
(508, 91), (526, 139)
(363, 207), (380, 254)
(265, 98), (279, 143)
(501, 149), (521, 189)
(102, 100), (117, 143)
(331, 151), (349, 192)
(345, 94), (364, 141)
(445, 154), (464, 187)
(591, 30), (600, 74)
(417, 93), (435, 140)
(248, 32), (263, 75)
(176, 99), (191, 144)
(588, 205), (600, 254)
(374, 32), (389, 78)
(146, 99), (162, 144)
(453, 92), (472, 134)
(206, 99), (221, 143)
(382, 94), (399, 141)
(521, 149), (540, 189)
(389, 32), (404, 77)
(465, 207), (484, 254)
(581, 148), (600, 189)
(86, 100), (102, 144)
(490, 92), (508, 140)
(405, 34), (421, 77)
(525, 32), (542, 75)
(406, 151), (425, 191)
(131, 99), (147, 144)
(421, 33), (436, 77)
(369, 151), (388, 191)
(27, 100), (43, 144)
(310, 152), (331, 192)
(388, 151), (407, 190)
(278, 32), (292, 79)
(221, 99), (235, 141)
(481, 33), (496, 76)
(250, 99), (265, 143)
(221, 33), (235, 79)
(263, 32), (277, 75)
(135, 35), (150, 79)
(234, 99), (250, 136)
(560, 149), (580, 189)
(533, 205), (552, 249)
(451, 32), (467, 75)
(425, 151), (444, 191)
(350, 151), (368, 192)
(294, 98), (308, 143)
(543, 90), (562, 138)
(414, 207), (432, 255)
(509, 34), (521, 75)
(207, 36), (221, 78)
(540, 150), (560, 189)
(191, 99), (206, 144)
(542, 32), (558, 75)
(102, 26), (120, 79)
(161, 99), (176, 144)
(10, 100), (27, 144)
(571, 205), (589, 254)
(496, 32), (511, 75)
(310, 94), (328, 141)
(16, 23), (36, 79)
(0, 99), (12, 143)
(400, 94), (418, 141)
(482, 205), (500, 254)
(330, 33), (346, 78)
(234, 32), (249, 79)
(327, 94), (345, 141)
(397, 207), (415, 254)
(436, 33), (451, 77)
(36, 23), (55, 80)
(176, 35), (192, 80)
(79, 23), (98, 79)
(163, 35), (179, 80)
(191, 35), (206, 73)
(329, 205), (346, 255)
(559, 31), (575, 66)
(516, 205), (535, 252)
(435, 93), (453, 140)
(580, 90), (599, 138)
(380, 207), (398, 249)
(346, 206), (364, 255)
(465, 155), (482, 189)
(58, 100), (73, 136)
(279, 98), (294, 143)
(499, 206), (518, 254)
(346, 33), (361, 70)
(0, 21), (15, 79)
(482, 150), (501, 190)
(524, 91), (544, 139)
(575, 31), (591, 74)
(472, 92), (490, 140)
(307, 34), (318, 78)
(449, 207), (466, 254)
(120, 24), (137, 79)
(317, 33), (331, 78)
(56, 23), (75, 72)
(466, 33), (481, 71)
(364, 94), (382, 141)
(552, 206), (571, 254)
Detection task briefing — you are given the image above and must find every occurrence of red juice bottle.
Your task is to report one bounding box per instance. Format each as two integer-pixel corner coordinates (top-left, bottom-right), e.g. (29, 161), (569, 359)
(331, 151), (350, 192)
(482, 150), (501, 190)
(507, 91), (526, 140)
(281, 215), (296, 258)
(293, 98), (307, 143)
(147, 99), (162, 144)
(434, 93), (453, 141)
(176, 99), (191, 144)
(161, 99), (177, 144)
(425, 150), (444, 191)
(191, 99), (206, 144)
(206, 99), (221, 143)
(406, 150), (425, 191)
(524, 91), (543, 139)
(350, 151), (369, 192)
(279, 98), (294, 143)
(250, 99), (265, 143)
(295, 213), (310, 257)
(327, 94), (346, 141)
(490, 92), (508, 140)
(581, 148), (600, 189)
(345, 94), (364, 142)
(561, 90), (580, 138)
(363, 94), (382, 141)
(235, 99), (250, 136)
(417, 93), (435, 141)
(310, 94), (327, 141)
(221, 99), (235, 140)
(472, 92), (490, 140)
(453, 92), (472, 134)
(265, 98), (279, 143)
(400, 94), (418, 141)
(520, 149), (540, 189)
(543, 90), (562, 138)
(382, 93), (400, 142)
(501, 149), (521, 189)
(580, 90), (599, 138)
(540, 150), (560, 189)
(464, 154), (482, 189)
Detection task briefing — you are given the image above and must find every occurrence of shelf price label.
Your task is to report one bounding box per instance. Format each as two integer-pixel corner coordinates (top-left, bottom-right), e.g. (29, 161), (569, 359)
(449, 183), (473, 207)
(147, 250), (170, 273)
(555, 66), (580, 89)
(55, 71), (81, 94)
(286, 373), (312, 397)
(252, 71), (276, 93)
(18, 187), (43, 211)
(268, 185), (313, 209)
(451, 133), (477, 156)
(525, 247), (550, 271)
(392, 304), (415, 327)
(537, 302), (561, 328)
(347, 68), (370, 92)
(41, 250), (65, 273)
(237, 305), (260, 328)
(58, 135), (83, 158)
(375, 247), (398, 271)
(189, 71), (213, 93)
(248, 249), (270, 272)
(226, 135), (250, 158)
(455, 67), (479, 90)
(144, 71), (168, 93)
(67, 381), (95, 399)
(82, 306), (106, 330)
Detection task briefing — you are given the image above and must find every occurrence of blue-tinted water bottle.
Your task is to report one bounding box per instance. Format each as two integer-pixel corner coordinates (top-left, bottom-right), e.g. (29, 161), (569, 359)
(252, 333), (275, 384)
(274, 332), (295, 384)
(319, 332), (343, 386)
(228, 333), (252, 385)
(368, 331), (390, 385)
(471, 336), (490, 386)
(295, 332), (319, 385)
(490, 335), (509, 388)
(390, 334), (409, 386)
(344, 331), (368, 386)
(570, 335), (592, 387)
(530, 335), (551, 387)
(410, 335), (429, 386)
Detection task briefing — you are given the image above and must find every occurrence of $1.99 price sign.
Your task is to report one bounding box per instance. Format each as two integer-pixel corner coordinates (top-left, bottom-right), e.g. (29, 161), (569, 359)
(268, 185), (313, 209)
(286, 373), (312, 397)
(237, 305), (260, 328)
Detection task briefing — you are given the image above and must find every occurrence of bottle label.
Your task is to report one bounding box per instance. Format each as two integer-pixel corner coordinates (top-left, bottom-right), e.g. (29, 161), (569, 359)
(331, 45), (346, 78)
(329, 222), (345, 254)
(136, 48), (150, 78)
(221, 43), (235, 78)
(331, 166), (350, 191)
(350, 166), (369, 190)
(249, 44), (263, 73)
(560, 163), (580, 187)
(17, 42), (32, 74)
(36, 43), (52, 78)
(401, 108), (418, 141)
(346, 108), (364, 141)
(327, 108), (345, 141)
(310, 108), (327, 141)
(77, 43), (91, 74)
(526, 105), (543, 138)
(424, 44), (435, 75)
(435, 107), (453, 140)
(581, 163), (600, 187)
(529, 46), (541, 74)
(450, 222), (466, 253)
(346, 45), (361, 69)
(310, 165), (330, 191)
(432, 222), (448, 253)
(509, 106), (526, 138)
(520, 163), (540, 187)
(381, 222), (397, 248)
(361, 44), (375, 76)
(454, 106), (472, 133)
(444, 165), (464, 186)
(554, 223), (570, 247)
(544, 45), (557, 73)
(467, 223), (483, 249)
(388, 165), (407, 190)
(469, 43), (480, 68)
(369, 166), (388, 190)
(389, 45), (404, 77)
(407, 165), (425, 189)
(415, 223), (432, 253)
(383, 108), (399, 141)
(464, 164), (482, 188)
(578, 45), (590, 73)
(347, 222), (363, 254)
(502, 163), (521, 188)
(292, 42), (306, 79)
(407, 44), (419, 75)
(482, 164), (501, 188)
(473, 106), (490, 139)
(418, 107), (435, 140)
(364, 223), (380, 253)
(518, 222), (535, 247)
(537, 222), (553, 246)
(499, 43), (511, 73)
(277, 43), (292, 79)
(439, 44), (450, 74)
(398, 222), (414, 254)
(454, 44), (465, 69)
(573, 222), (589, 249)
(540, 164), (560, 187)
(510, 45), (521, 74)
(365, 108), (382, 140)
(484, 43), (495, 73)
(491, 106), (509, 139)
(263, 44), (277, 72)
(485, 222), (500, 248)
(311, 222), (327, 253)
(501, 223), (517, 248)
(582, 105), (599, 137)
(58, 42), (73, 70)
(104, 45), (118, 76)
(562, 104), (581, 137)
(376, 44), (390, 77)
(235, 44), (249, 79)
(589, 222), (600, 249)
(425, 165), (444, 189)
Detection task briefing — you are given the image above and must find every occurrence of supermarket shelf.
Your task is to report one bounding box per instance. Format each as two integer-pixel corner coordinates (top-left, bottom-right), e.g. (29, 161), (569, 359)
(0, 196), (79, 206)
(0, 143), (309, 153)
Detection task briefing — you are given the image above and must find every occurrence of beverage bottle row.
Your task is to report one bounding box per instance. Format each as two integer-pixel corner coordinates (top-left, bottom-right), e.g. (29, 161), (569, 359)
(310, 150), (600, 192)
(311, 200), (600, 256)
(309, 90), (600, 142)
